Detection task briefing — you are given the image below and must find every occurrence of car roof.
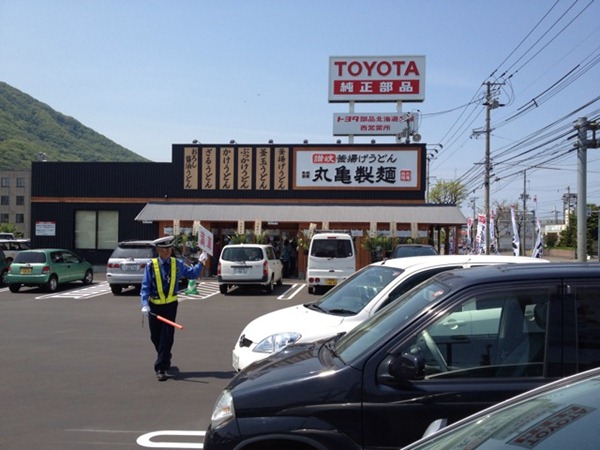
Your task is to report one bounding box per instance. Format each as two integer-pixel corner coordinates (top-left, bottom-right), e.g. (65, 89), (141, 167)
(370, 254), (549, 271)
(117, 240), (155, 247)
(433, 261), (600, 289)
(223, 243), (271, 248)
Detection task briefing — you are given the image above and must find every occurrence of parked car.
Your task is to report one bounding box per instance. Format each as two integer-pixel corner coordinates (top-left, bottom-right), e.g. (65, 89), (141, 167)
(403, 366), (600, 449)
(7, 249), (93, 292)
(205, 262), (600, 449)
(217, 244), (283, 295)
(0, 232), (16, 240)
(106, 240), (192, 295)
(0, 249), (8, 285)
(0, 238), (31, 264)
(392, 243), (438, 258)
(306, 232), (356, 294)
(232, 254), (548, 371)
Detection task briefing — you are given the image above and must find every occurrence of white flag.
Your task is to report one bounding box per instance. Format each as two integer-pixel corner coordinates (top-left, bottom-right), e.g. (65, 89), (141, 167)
(531, 197), (543, 258)
(510, 206), (520, 257)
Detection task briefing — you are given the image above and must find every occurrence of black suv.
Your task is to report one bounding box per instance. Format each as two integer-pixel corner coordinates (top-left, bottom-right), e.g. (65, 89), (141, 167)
(205, 262), (600, 449)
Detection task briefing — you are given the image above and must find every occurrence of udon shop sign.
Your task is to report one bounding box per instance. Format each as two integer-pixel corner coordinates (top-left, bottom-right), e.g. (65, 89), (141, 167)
(329, 56), (426, 103)
(295, 147), (420, 190)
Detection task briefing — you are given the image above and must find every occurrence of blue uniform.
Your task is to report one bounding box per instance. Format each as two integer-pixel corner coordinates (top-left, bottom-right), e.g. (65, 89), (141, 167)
(140, 256), (204, 374)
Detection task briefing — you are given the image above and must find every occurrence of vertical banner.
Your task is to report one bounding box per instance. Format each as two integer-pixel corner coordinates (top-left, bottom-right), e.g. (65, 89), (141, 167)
(220, 147), (235, 190)
(254, 220), (262, 236)
(192, 220), (200, 236)
(511, 205), (520, 257)
(237, 147), (253, 190)
(183, 147), (199, 190)
(490, 211), (498, 254)
(476, 214), (486, 254)
(531, 197), (543, 258)
(274, 147), (289, 190)
(466, 217), (473, 254)
(201, 147), (216, 190)
(256, 147), (271, 190)
(369, 222), (377, 238)
(172, 220), (180, 237)
(390, 221), (396, 237)
(237, 220), (245, 235)
(322, 221), (329, 230)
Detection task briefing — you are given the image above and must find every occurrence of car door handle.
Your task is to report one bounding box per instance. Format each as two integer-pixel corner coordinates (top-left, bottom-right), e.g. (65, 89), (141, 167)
(441, 319), (466, 330)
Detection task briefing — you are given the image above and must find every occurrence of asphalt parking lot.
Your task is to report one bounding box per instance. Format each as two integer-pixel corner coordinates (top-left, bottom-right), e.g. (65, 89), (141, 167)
(0, 274), (308, 450)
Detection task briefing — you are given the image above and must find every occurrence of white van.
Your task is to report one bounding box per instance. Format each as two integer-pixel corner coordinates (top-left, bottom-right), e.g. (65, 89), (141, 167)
(306, 232), (355, 294)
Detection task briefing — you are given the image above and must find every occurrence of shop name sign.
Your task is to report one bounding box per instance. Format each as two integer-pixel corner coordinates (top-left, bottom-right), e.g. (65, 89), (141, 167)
(295, 147), (419, 190)
(333, 112), (418, 136)
(329, 56), (426, 103)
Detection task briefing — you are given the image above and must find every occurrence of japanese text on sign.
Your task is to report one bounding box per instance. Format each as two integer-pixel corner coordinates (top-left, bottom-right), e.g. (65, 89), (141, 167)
(295, 148), (419, 189)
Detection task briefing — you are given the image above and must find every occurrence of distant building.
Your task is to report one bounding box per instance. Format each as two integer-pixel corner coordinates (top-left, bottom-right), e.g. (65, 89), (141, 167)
(0, 170), (31, 238)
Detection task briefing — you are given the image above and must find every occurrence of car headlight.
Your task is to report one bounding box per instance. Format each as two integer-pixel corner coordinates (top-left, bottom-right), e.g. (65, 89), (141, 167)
(253, 332), (302, 354)
(211, 389), (235, 429)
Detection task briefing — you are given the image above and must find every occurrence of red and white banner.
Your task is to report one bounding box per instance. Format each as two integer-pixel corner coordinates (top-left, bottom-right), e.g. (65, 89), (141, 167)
(329, 56), (426, 103)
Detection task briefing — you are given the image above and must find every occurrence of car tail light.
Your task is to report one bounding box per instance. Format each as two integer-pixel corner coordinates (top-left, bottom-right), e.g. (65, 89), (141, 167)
(308, 277), (320, 284)
(217, 262), (221, 276)
(42, 266), (51, 274)
(263, 261), (268, 277)
(140, 262), (147, 269)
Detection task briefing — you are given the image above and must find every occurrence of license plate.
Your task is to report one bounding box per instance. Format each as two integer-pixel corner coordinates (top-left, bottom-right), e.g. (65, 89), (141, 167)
(20, 267), (32, 275)
(325, 278), (337, 286)
(234, 267), (249, 275)
(122, 264), (139, 272)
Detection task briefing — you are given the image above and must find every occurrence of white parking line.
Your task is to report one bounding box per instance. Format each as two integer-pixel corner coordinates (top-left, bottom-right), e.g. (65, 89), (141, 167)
(136, 430), (205, 448)
(277, 283), (305, 300)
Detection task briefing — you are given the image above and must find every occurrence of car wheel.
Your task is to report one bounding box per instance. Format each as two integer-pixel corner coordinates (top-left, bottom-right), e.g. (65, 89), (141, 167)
(265, 277), (274, 294)
(110, 284), (124, 295)
(45, 275), (58, 292)
(8, 283), (20, 293)
(0, 270), (7, 286)
(308, 286), (314, 295)
(219, 284), (228, 295)
(276, 273), (283, 286)
(82, 269), (93, 285)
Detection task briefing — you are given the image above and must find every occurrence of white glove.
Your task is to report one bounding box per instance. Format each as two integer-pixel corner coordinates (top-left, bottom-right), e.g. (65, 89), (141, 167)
(141, 305), (150, 317)
(199, 251), (208, 264)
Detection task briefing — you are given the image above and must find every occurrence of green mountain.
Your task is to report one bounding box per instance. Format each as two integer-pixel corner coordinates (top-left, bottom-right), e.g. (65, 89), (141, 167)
(0, 82), (149, 170)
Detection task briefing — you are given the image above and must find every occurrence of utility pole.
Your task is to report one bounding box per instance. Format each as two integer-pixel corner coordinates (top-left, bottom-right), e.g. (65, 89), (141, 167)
(520, 170), (529, 256)
(483, 81), (504, 254)
(574, 117), (599, 262)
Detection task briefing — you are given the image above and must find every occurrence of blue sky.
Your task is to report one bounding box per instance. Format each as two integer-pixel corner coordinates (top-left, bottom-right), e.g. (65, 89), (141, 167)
(1, 0), (599, 220)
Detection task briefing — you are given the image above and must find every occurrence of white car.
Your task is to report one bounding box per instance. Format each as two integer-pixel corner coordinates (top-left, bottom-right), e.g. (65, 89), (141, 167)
(232, 254), (548, 371)
(218, 244), (283, 295)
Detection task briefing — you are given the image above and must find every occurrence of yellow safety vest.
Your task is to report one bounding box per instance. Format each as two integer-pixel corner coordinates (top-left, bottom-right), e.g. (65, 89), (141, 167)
(149, 257), (178, 305)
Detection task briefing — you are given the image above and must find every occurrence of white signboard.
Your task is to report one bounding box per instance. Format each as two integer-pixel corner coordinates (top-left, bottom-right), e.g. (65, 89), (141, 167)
(295, 147), (420, 189)
(329, 55), (426, 103)
(333, 112), (418, 136)
(35, 221), (56, 236)
(196, 223), (214, 256)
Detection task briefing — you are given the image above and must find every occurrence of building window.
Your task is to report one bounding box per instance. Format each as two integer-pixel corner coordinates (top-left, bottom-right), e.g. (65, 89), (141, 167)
(16, 214), (24, 224)
(0, 214), (8, 223)
(75, 210), (118, 250)
(16, 178), (26, 188)
(1, 178), (8, 187)
(16, 196), (24, 206)
(0, 196), (8, 206)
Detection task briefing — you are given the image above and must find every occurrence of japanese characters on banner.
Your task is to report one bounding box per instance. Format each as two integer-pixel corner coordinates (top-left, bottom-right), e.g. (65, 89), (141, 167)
(490, 211), (498, 254)
(295, 147), (419, 189)
(329, 56), (426, 103)
(511, 205), (520, 256)
(465, 217), (473, 253)
(333, 112), (419, 136)
(475, 214), (486, 254)
(195, 223), (214, 256)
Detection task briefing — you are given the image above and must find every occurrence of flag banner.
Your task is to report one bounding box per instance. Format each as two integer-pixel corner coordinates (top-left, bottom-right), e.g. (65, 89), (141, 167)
(531, 197), (543, 258)
(511, 206), (520, 256)
(490, 211), (499, 255)
(476, 214), (486, 254)
(466, 217), (473, 254)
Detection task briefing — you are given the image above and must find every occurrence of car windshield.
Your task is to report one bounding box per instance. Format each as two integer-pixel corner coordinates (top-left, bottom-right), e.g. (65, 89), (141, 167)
(111, 246), (156, 259)
(409, 375), (600, 449)
(335, 277), (450, 364)
(14, 251), (47, 264)
(221, 247), (263, 262)
(310, 265), (404, 315)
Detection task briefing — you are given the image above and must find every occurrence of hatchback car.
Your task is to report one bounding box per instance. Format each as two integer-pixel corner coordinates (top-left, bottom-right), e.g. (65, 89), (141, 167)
(218, 244), (283, 295)
(232, 254), (548, 371)
(106, 240), (191, 295)
(205, 262), (600, 449)
(7, 249), (93, 292)
(392, 243), (438, 258)
(403, 366), (600, 449)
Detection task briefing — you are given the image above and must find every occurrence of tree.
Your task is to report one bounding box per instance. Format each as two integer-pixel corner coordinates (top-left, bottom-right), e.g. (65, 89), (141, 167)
(429, 180), (467, 206)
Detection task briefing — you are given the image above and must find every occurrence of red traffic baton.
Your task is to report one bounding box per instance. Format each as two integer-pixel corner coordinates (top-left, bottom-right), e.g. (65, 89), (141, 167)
(149, 312), (184, 330)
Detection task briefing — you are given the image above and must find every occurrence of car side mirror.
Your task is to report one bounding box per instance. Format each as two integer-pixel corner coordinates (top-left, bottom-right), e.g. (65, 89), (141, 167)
(377, 353), (425, 384)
